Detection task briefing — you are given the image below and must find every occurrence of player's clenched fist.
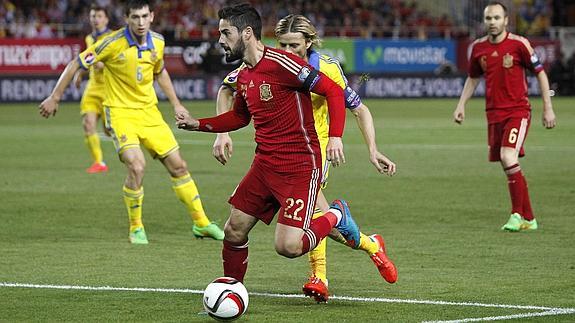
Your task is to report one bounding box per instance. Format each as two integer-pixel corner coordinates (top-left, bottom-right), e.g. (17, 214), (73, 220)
(176, 113), (200, 130)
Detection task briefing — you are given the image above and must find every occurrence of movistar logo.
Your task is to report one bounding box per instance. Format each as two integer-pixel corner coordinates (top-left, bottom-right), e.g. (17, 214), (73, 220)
(364, 46), (384, 66)
(363, 45), (448, 66)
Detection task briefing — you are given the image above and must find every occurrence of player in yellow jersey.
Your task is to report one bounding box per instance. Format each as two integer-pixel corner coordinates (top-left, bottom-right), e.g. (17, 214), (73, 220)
(213, 14), (398, 302)
(39, 0), (224, 244)
(73, 4), (112, 174)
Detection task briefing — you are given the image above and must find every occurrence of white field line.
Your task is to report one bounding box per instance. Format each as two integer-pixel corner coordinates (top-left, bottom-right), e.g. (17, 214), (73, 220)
(1, 282), (574, 322)
(422, 308), (575, 323)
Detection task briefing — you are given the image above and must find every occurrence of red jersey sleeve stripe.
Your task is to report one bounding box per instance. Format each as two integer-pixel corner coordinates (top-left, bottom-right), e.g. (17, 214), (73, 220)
(266, 49), (302, 70)
(265, 56), (299, 75)
(265, 51), (302, 74)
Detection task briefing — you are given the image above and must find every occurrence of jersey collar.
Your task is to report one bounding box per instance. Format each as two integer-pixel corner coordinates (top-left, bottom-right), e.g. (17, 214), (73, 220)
(308, 50), (320, 70)
(92, 27), (110, 40)
(124, 27), (155, 51)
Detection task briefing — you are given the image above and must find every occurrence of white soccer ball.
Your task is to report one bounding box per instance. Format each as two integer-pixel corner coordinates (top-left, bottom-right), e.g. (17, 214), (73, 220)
(203, 277), (249, 321)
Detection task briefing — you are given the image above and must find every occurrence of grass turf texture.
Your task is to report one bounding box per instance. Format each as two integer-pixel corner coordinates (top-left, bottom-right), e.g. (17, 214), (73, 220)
(0, 98), (574, 322)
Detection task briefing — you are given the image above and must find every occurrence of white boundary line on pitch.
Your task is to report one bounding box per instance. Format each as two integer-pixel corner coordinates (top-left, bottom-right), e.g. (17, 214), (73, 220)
(1, 282), (574, 322)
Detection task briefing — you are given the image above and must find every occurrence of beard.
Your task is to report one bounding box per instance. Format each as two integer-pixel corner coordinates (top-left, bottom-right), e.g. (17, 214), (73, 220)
(488, 26), (503, 38)
(224, 39), (245, 62)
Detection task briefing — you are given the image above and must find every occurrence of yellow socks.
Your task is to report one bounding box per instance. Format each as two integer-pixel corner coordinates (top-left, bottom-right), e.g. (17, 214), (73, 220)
(123, 186), (143, 231)
(358, 232), (379, 254)
(171, 173), (210, 227)
(309, 209), (328, 282)
(85, 133), (103, 164)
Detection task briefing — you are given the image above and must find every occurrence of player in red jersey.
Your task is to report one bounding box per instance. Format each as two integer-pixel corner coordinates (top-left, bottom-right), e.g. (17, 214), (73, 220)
(176, 3), (377, 283)
(453, 1), (556, 232)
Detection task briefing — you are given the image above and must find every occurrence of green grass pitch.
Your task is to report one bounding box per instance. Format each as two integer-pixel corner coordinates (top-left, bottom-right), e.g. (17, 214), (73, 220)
(0, 98), (574, 322)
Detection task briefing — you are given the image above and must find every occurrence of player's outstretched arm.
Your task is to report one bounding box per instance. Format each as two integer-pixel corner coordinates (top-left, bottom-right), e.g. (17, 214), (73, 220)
(178, 93), (250, 133)
(351, 103), (396, 176)
(535, 71), (557, 129)
(453, 77), (480, 124)
(39, 59), (81, 118)
(213, 86), (235, 165)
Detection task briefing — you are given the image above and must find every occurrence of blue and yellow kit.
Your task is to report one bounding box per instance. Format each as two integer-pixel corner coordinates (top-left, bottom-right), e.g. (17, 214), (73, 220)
(77, 27), (165, 109)
(80, 28), (112, 115)
(77, 27), (177, 158)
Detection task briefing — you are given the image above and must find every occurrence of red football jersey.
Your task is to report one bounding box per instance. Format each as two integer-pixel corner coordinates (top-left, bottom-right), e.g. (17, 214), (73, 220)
(468, 32), (544, 124)
(199, 47), (345, 172)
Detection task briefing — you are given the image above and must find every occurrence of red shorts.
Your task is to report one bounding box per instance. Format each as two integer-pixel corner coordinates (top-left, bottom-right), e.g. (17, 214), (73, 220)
(488, 117), (530, 162)
(228, 158), (321, 229)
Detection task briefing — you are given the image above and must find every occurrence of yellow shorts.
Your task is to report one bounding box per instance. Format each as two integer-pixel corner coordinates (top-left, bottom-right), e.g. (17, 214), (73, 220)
(80, 87), (105, 115)
(104, 106), (179, 158)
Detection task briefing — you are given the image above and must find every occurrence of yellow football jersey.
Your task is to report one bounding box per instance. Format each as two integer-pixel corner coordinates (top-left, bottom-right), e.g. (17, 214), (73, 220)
(84, 28), (112, 90)
(307, 50), (362, 141)
(77, 27), (165, 109)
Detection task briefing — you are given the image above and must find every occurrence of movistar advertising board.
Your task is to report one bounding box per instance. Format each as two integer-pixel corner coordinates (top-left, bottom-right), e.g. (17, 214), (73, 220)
(355, 40), (456, 73)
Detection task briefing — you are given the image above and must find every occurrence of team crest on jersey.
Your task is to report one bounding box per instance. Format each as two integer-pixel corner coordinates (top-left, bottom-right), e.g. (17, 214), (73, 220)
(503, 53), (513, 68)
(150, 50), (158, 62)
(259, 83), (273, 101)
(120, 134), (128, 143)
(84, 53), (95, 65)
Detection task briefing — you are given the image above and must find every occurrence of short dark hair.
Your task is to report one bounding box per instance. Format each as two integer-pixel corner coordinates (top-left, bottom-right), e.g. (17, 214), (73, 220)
(90, 3), (109, 18)
(124, 0), (154, 16)
(487, 1), (508, 17)
(218, 3), (262, 40)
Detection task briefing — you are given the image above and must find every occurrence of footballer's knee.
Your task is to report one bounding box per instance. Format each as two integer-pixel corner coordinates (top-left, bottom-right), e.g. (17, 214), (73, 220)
(500, 157), (519, 171)
(126, 159), (146, 178)
(499, 148), (518, 168)
(82, 115), (97, 134)
(275, 241), (302, 258)
(172, 160), (188, 176)
(224, 221), (248, 244)
(164, 154), (188, 177)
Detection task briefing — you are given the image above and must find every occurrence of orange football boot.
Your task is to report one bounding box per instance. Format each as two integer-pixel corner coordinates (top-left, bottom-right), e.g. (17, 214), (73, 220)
(302, 276), (329, 303)
(369, 234), (398, 283)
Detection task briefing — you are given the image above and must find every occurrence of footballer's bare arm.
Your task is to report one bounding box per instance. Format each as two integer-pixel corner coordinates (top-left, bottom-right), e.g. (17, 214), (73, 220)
(39, 59), (82, 118)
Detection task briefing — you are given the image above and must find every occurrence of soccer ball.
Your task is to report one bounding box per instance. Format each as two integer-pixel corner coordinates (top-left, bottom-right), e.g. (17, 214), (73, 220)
(203, 277), (249, 320)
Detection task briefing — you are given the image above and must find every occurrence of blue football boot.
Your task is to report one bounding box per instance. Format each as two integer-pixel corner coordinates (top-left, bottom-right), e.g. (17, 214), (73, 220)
(330, 199), (360, 249)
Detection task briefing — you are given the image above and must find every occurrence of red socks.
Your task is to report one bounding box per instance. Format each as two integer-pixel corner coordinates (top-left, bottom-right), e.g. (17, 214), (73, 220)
(301, 211), (338, 253)
(520, 175), (534, 221)
(222, 239), (249, 282)
(504, 164), (534, 220)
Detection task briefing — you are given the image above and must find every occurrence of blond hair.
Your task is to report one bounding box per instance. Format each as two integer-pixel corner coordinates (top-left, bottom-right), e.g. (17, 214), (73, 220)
(274, 14), (322, 49)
